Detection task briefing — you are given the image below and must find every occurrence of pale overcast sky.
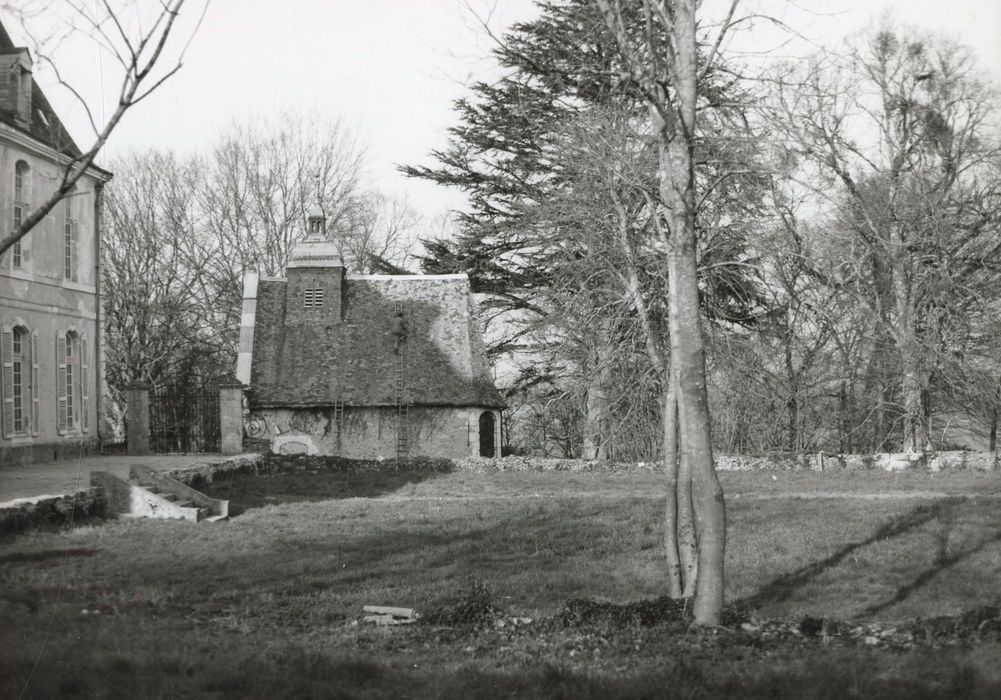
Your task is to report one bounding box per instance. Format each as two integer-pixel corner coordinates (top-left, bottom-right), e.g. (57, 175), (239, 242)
(7, 0), (1001, 221)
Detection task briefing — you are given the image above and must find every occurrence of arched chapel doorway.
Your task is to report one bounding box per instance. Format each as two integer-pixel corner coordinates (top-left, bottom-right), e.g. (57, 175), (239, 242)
(478, 411), (496, 457)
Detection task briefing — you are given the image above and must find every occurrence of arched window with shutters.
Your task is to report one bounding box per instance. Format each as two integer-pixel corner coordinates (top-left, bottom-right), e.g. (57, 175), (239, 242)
(57, 329), (86, 434)
(2, 324), (34, 438)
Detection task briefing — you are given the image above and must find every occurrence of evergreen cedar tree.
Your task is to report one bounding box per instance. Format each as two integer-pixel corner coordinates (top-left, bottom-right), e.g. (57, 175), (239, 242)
(402, 0), (767, 368)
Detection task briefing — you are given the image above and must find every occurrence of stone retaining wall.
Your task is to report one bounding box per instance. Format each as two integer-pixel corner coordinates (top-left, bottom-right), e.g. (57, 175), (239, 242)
(0, 488), (107, 537)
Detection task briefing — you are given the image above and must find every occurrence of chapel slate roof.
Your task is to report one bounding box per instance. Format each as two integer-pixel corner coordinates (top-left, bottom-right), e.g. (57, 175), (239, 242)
(249, 274), (505, 409)
(0, 21), (82, 157)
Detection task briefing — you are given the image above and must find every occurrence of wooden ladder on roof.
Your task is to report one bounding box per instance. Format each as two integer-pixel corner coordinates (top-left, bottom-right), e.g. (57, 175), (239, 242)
(394, 301), (409, 462)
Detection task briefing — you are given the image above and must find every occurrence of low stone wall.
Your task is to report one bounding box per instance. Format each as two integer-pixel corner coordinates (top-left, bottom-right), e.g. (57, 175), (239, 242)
(455, 451), (999, 473)
(164, 451), (1000, 480)
(714, 450), (998, 472)
(163, 454), (268, 488)
(456, 456), (649, 472)
(0, 488), (107, 537)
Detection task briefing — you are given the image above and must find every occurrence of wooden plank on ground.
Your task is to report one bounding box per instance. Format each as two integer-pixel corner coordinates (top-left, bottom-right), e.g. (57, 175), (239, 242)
(363, 605), (416, 618)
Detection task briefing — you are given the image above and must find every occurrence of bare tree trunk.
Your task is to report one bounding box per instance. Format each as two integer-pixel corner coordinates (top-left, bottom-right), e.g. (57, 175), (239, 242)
(583, 326), (613, 460)
(892, 214), (922, 452)
(665, 212), (723, 621)
(785, 332), (799, 451)
(661, 0), (725, 626)
(595, 0), (726, 625)
(665, 318), (698, 598)
(989, 379), (1000, 453)
(662, 374), (683, 598)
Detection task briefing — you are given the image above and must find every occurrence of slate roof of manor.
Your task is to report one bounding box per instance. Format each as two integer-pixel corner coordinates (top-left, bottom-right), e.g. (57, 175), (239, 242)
(0, 22), (83, 158)
(249, 273), (505, 409)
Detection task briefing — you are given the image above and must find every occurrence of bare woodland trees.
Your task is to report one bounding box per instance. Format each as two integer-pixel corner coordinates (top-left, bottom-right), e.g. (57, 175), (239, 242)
(0, 0), (206, 256)
(767, 29), (1001, 452)
(102, 151), (218, 414)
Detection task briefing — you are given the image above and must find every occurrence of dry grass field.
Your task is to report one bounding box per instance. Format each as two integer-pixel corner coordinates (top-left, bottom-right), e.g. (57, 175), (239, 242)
(2, 466), (1000, 698)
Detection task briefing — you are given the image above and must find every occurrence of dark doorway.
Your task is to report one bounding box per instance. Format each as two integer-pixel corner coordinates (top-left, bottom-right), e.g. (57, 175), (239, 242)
(479, 411), (496, 457)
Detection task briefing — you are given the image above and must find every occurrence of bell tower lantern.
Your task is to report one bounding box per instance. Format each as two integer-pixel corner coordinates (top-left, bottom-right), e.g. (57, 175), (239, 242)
(306, 202), (325, 235)
(286, 185), (345, 322)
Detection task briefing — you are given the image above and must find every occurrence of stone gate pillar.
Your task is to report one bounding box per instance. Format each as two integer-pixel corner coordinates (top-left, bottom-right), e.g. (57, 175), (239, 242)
(219, 377), (246, 455)
(126, 383), (150, 456)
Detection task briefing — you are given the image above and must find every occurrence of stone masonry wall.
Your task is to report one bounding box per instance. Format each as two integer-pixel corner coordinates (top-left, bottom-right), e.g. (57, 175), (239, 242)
(247, 405), (502, 460)
(0, 487), (107, 536)
(451, 451), (998, 473)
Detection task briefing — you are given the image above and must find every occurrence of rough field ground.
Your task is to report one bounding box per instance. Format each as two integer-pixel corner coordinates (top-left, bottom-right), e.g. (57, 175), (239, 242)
(2, 467), (1000, 698)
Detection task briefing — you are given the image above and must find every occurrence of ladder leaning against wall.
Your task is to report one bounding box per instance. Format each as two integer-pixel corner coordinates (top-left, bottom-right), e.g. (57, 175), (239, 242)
(394, 301), (409, 462)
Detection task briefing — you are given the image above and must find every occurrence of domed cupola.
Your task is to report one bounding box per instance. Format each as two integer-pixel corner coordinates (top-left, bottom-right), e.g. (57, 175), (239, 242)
(288, 203), (344, 269)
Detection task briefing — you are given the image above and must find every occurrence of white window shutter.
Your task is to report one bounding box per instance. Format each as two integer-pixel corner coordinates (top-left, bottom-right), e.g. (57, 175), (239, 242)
(30, 331), (39, 436)
(1, 327), (13, 439)
(81, 336), (89, 432)
(56, 330), (67, 434)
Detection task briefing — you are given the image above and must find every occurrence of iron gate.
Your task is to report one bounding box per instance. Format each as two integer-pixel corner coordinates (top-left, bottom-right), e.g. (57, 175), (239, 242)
(149, 387), (221, 453)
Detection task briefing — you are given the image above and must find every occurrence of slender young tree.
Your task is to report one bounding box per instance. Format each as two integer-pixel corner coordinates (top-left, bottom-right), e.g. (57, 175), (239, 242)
(594, 0), (739, 626)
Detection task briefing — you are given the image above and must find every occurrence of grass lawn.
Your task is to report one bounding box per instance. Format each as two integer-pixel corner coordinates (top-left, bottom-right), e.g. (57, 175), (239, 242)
(2, 467), (1000, 698)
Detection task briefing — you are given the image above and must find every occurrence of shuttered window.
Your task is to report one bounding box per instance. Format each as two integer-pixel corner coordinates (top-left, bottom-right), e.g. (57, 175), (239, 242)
(2, 327), (13, 438)
(30, 331), (39, 436)
(80, 337), (89, 432)
(1, 325), (32, 437)
(56, 330), (67, 433)
(65, 334), (76, 429)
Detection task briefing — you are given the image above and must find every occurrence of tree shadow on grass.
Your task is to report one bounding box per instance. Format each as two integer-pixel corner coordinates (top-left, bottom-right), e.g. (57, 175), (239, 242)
(201, 467), (452, 516)
(856, 517), (1001, 619)
(736, 498), (965, 612)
